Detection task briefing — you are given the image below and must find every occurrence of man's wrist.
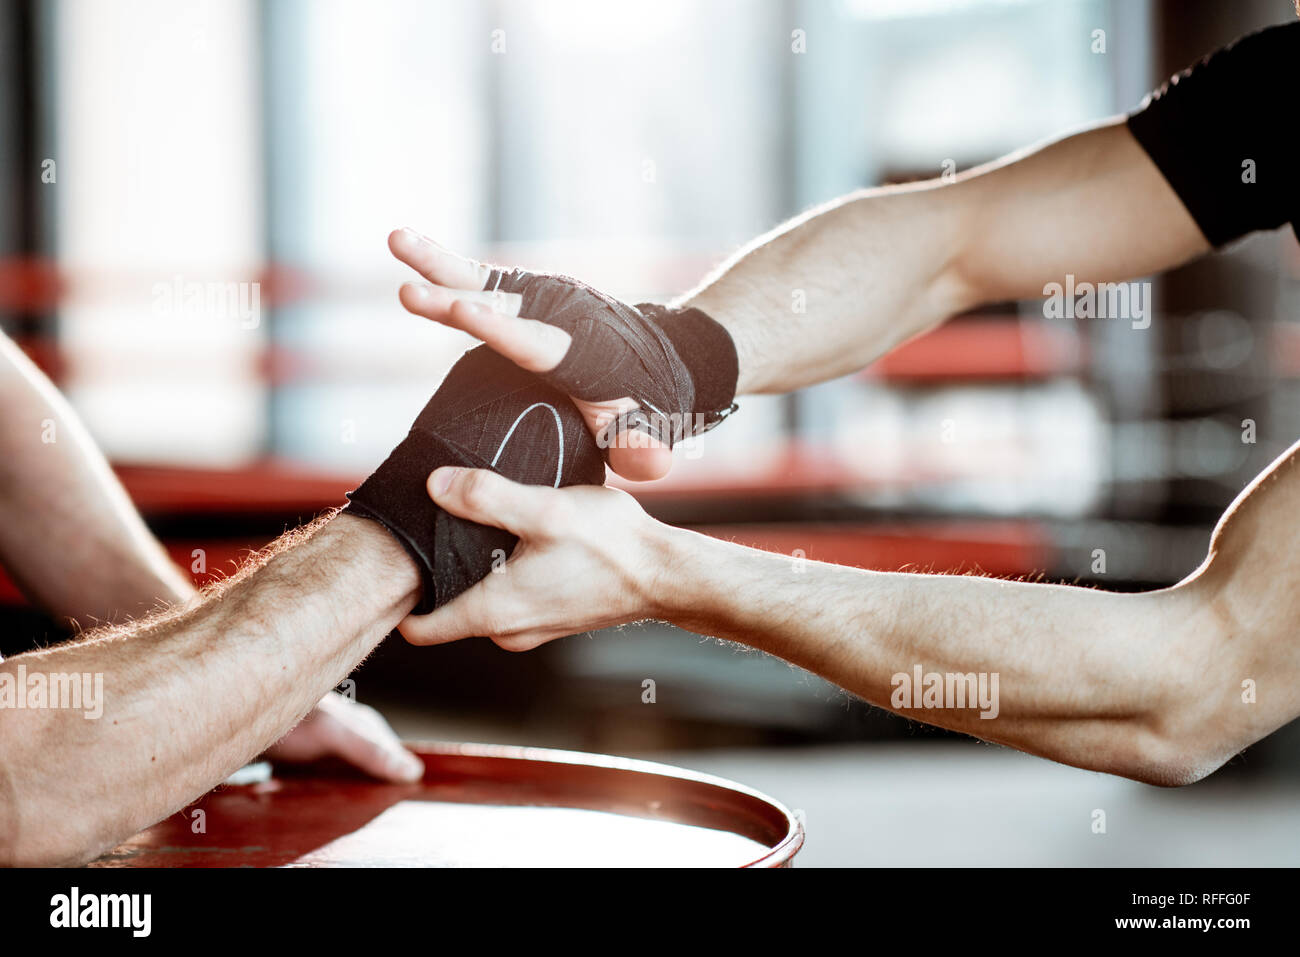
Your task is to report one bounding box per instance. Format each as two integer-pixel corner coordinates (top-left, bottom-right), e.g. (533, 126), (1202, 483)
(636, 302), (740, 417)
(679, 289), (761, 397)
(328, 513), (422, 617)
(639, 519), (717, 628)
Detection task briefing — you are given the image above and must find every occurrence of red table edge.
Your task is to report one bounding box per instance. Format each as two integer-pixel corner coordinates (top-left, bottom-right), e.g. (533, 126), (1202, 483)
(406, 740), (805, 868)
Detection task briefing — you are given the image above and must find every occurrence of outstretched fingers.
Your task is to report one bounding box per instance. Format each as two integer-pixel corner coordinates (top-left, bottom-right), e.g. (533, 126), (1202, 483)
(397, 284), (568, 372)
(388, 227), (489, 290)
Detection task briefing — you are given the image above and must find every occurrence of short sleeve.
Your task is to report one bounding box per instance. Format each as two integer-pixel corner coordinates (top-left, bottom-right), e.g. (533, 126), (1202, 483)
(1126, 21), (1299, 247)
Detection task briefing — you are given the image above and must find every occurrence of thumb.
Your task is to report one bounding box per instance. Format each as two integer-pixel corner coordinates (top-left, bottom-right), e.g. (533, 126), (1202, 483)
(427, 467), (549, 535)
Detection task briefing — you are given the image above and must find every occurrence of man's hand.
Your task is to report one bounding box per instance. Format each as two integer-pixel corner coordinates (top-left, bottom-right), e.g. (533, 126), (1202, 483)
(388, 229), (669, 481)
(397, 467), (665, 650)
(263, 692), (423, 783)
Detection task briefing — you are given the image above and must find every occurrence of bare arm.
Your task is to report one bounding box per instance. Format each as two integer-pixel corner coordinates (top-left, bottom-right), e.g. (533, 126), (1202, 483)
(0, 332), (424, 786)
(401, 440), (1300, 786)
(660, 429), (1299, 783)
(0, 513), (419, 866)
(684, 118), (1210, 395)
(0, 333), (193, 625)
(386, 119), (1210, 481)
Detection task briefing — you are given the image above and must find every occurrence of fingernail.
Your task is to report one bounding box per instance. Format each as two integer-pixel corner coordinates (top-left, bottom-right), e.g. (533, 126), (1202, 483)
(394, 752), (423, 782)
(431, 467), (459, 496)
(406, 282), (429, 301)
(471, 302), (494, 318)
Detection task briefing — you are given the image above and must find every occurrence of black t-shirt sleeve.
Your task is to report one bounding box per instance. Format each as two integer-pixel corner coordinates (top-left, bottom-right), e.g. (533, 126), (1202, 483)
(1126, 20), (1299, 248)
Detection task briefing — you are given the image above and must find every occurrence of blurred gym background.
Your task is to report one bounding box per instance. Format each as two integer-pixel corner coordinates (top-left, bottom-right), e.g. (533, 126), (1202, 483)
(2, 0), (1298, 865)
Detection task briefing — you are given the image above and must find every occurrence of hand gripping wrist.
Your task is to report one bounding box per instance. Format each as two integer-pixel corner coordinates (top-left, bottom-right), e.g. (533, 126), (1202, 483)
(345, 345), (606, 615)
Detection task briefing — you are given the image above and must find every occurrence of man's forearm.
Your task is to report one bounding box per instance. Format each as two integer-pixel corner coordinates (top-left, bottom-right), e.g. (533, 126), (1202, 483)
(649, 523), (1225, 785)
(682, 177), (970, 396)
(0, 335), (194, 625)
(0, 512), (418, 866)
(681, 120), (1209, 397)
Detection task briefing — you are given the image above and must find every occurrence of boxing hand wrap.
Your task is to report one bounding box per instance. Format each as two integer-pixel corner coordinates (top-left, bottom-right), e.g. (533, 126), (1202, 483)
(345, 345), (606, 615)
(486, 267), (740, 448)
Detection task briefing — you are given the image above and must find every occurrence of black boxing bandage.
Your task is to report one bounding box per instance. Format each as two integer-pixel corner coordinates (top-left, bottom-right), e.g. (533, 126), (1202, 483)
(345, 345), (606, 615)
(486, 267), (739, 448)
